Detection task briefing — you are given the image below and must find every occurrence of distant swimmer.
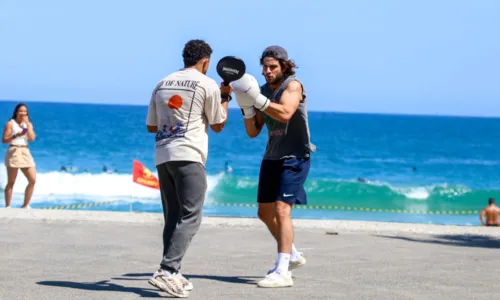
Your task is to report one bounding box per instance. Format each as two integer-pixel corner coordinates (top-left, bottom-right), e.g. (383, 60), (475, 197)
(412, 167), (417, 172)
(357, 177), (369, 183)
(61, 165), (77, 172)
(224, 161), (232, 173)
(479, 198), (500, 226)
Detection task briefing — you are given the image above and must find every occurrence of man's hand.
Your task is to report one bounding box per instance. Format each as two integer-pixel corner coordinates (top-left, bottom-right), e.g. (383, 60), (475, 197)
(232, 74), (270, 111)
(234, 92), (257, 119)
(220, 82), (233, 102)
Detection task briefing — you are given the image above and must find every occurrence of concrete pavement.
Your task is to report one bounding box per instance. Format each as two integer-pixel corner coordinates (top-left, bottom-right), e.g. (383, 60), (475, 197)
(1, 210), (499, 300)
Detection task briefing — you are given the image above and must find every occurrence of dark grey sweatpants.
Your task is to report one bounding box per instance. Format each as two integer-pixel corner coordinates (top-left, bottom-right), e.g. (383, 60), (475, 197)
(156, 160), (207, 273)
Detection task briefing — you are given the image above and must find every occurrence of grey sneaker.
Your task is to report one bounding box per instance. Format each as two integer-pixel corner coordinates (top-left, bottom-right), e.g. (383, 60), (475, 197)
(148, 269), (189, 298)
(174, 272), (193, 291)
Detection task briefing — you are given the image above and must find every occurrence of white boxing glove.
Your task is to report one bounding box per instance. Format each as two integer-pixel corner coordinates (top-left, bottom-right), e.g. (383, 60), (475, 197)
(234, 91), (256, 119)
(232, 74), (270, 111)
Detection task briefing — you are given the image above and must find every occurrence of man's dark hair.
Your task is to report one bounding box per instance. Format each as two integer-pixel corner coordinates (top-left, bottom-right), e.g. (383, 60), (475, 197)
(280, 59), (297, 78)
(489, 198), (495, 205)
(259, 56), (298, 78)
(182, 39), (213, 67)
(259, 46), (298, 78)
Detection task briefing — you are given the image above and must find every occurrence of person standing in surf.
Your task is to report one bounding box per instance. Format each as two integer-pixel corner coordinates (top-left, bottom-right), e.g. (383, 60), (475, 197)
(480, 198), (500, 226)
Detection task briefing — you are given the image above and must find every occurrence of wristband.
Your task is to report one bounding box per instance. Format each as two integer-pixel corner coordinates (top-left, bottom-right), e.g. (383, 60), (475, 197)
(254, 94), (270, 111)
(221, 94), (232, 103)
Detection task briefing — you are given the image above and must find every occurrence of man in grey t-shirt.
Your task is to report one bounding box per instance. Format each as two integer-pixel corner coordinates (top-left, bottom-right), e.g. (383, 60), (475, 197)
(146, 39), (232, 297)
(231, 45), (315, 288)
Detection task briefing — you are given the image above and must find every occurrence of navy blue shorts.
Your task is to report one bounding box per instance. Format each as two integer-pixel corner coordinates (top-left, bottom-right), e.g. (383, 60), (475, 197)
(257, 157), (311, 205)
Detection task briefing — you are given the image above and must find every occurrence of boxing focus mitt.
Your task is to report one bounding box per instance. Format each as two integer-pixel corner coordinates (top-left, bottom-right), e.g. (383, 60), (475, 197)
(234, 92), (256, 119)
(232, 74), (270, 111)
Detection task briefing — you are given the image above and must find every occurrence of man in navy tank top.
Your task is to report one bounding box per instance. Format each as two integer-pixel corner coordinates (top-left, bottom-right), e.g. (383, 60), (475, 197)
(231, 45), (316, 288)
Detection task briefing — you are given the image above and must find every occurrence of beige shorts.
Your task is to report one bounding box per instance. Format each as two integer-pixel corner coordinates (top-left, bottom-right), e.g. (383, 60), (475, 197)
(4, 146), (35, 169)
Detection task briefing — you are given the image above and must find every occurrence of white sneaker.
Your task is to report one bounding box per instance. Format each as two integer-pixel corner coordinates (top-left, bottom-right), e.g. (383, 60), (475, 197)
(148, 269), (189, 298)
(290, 252), (306, 270)
(174, 272), (193, 291)
(257, 269), (293, 288)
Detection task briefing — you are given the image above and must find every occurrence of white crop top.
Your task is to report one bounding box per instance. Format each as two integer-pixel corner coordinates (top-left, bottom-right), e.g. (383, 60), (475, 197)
(10, 119), (29, 146)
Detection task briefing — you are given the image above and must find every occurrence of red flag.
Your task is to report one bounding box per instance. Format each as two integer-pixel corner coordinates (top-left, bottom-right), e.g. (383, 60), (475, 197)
(132, 159), (160, 190)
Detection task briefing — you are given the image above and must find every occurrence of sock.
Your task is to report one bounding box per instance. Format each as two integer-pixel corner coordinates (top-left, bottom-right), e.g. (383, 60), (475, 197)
(291, 244), (301, 261)
(157, 268), (173, 277)
(276, 253), (291, 273)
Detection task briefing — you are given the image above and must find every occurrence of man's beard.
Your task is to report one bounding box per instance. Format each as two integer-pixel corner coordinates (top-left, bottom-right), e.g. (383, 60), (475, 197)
(267, 72), (284, 85)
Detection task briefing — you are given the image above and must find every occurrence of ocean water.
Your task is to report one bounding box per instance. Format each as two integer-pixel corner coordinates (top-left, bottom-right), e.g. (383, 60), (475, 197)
(1, 100), (500, 226)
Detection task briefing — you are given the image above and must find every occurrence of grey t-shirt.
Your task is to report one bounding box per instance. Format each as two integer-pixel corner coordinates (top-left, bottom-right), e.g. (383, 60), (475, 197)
(260, 75), (316, 160)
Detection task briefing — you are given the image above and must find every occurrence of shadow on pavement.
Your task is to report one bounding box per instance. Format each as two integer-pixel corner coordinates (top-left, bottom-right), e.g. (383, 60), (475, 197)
(376, 234), (500, 249)
(37, 279), (161, 298)
(120, 272), (259, 285)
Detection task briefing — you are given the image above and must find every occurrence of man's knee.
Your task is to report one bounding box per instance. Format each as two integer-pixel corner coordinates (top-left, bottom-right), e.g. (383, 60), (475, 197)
(180, 201), (204, 223)
(275, 200), (292, 223)
(258, 203), (275, 223)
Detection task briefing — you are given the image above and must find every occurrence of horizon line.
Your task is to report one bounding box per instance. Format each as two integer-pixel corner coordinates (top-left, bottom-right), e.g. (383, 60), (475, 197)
(1, 98), (499, 120)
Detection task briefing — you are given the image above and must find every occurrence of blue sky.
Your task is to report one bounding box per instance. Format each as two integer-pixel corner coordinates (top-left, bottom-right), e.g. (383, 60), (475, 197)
(1, 0), (499, 116)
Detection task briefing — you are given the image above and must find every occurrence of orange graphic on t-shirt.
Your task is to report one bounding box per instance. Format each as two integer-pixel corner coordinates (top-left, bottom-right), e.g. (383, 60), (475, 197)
(168, 95), (183, 110)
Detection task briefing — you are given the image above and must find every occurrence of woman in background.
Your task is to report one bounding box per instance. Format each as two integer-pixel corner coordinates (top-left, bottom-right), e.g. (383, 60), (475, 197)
(2, 103), (37, 208)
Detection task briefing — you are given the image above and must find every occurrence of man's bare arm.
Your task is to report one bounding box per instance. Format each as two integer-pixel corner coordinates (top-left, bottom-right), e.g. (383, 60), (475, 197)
(210, 100), (229, 133)
(243, 111), (264, 138)
(479, 208), (486, 225)
(262, 80), (303, 123)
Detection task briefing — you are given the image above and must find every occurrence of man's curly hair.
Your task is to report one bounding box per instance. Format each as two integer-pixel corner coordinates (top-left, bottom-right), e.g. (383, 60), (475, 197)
(182, 39), (213, 67)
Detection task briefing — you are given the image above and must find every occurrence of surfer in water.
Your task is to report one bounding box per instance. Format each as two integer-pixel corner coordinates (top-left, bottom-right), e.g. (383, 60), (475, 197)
(357, 177), (369, 183)
(479, 198), (500, 226)
(224, 161), (232, 173)
(60, 165), (77, 172)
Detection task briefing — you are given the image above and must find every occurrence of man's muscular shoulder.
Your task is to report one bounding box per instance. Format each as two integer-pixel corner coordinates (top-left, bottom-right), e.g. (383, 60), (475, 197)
(282, 80), (304, 102)
(285, 80), (303, 93)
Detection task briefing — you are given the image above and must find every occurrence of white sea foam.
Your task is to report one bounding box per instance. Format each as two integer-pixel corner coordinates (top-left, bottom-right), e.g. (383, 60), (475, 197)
(0, 163), (225, 204)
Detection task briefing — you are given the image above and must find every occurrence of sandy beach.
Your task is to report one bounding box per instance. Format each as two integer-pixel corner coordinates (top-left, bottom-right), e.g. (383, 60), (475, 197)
(1, 208), (499, 300)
